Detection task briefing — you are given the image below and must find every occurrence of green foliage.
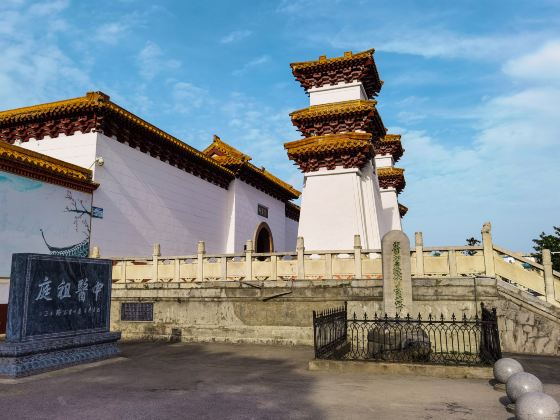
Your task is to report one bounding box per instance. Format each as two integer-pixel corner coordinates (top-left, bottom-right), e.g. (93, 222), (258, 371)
(465, 237), (481, 256)
(392, 241), (404, 314)
(531, 226), (560, 271)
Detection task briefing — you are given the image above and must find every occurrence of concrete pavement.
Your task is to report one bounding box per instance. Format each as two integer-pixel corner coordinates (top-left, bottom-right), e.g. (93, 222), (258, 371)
(1, 342), (558, 419)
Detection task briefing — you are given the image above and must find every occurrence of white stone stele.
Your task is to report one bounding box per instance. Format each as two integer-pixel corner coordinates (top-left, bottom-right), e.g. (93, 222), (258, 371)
(297, 162), (394, 250)
(16, 131), (298, 256)
(515, 392), (560, 420)
(493, 357), (524, 384)
(506, 372), (543, 403)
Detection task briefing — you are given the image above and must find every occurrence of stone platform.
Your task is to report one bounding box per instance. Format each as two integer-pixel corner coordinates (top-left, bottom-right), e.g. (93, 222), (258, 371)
(0, 331), (120, 377)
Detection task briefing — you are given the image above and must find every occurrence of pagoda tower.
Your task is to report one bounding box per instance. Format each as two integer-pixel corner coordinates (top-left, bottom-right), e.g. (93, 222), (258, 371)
(284, 49), (406, 250)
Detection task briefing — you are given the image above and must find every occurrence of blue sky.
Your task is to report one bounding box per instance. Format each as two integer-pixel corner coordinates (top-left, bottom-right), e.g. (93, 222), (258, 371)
(1, 0), (559, 251)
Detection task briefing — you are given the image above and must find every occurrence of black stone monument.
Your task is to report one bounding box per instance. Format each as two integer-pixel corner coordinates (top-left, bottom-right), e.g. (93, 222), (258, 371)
(0, 254), (120, 377)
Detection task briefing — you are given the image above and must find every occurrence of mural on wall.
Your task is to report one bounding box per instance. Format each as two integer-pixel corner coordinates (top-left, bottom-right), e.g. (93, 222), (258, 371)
(0, 172), (92, 276)
(40, 191), (91, 257)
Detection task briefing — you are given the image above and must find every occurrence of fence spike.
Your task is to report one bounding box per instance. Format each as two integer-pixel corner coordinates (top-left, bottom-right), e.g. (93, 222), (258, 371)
(462, 313), (467, 323)
(428, 313), (433, 323)
(353, 312), (357, 320)
(406, 313), (411, 321)
(451, 313), (456, 322)
(417, 312), (422, 321)
(440, 313), (444, 323)
(395, 313), (400, 321)
(374, 312), (378, 320)
(364, 312), (368, 321)
(384, 313), (389, 322)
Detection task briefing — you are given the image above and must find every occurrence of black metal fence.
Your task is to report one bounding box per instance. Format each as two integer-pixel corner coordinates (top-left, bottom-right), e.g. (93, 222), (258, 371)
(312, 303), (501, 366)
(313, 303), (347, 359)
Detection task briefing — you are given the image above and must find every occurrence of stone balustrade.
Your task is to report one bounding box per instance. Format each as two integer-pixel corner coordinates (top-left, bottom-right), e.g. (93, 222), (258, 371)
(101, 226), (560, 306)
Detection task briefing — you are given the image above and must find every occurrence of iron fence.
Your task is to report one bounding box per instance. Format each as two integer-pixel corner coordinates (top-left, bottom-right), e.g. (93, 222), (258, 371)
(313, 303), (501, 366)
(313, 303), (347, 358)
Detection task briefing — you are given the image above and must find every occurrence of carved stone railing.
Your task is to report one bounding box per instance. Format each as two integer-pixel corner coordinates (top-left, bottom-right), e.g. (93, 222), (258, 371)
(100, 224), (559, 306)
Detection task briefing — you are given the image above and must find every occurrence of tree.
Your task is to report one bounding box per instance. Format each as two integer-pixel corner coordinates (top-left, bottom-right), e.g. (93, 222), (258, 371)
(64, 190), (91, 238)
(531, 226), (560, 271)
(465, 237), (481, 256)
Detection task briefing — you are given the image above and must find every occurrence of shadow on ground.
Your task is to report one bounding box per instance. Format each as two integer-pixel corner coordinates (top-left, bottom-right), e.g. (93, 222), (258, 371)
(504, 353), (560, 385)
(0, 342), (322, 420)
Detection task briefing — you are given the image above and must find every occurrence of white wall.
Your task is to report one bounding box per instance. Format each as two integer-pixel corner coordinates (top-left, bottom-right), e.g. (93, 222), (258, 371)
(16, 132), (98, 170)
(308, 81), (367, 106)
(0, 278), (8, 304)
(90, 134), (230, 256)
(380, 188), (403, 232)
(227, 179), (289, 252)
(285, 217), (299, 251)
(0, 171), (92, 284)
(16, 130), (300, 256)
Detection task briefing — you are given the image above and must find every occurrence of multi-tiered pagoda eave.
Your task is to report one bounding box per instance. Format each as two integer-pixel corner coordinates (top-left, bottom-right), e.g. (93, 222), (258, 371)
(284, 49), (407, 250)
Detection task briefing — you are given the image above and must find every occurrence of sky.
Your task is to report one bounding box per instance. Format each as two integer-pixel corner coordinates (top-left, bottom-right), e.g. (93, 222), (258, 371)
(1, 0), (559, 252)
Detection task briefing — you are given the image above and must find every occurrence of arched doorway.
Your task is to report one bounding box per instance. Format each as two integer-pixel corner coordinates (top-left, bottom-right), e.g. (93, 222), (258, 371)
(254, 222), (274, 253)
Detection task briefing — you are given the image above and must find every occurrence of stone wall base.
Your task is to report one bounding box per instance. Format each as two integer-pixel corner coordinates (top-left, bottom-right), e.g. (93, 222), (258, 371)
(110, 277), (560, 355)
(0, 331), (121, 378)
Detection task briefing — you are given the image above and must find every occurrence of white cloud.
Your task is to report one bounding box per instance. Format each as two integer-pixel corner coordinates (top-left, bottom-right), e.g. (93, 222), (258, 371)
(220, 30), (252, 44)
(503, 40), (560, 83)
(28, 0), (69, 16)
(400, 42), (560, 250)
(170, 82), (208, 114)
(319, 28), (548, 61)
(136, 41), (181, 80)
(232, 55), (270, 76)
(0, 0), (90, 108)
(95, 22), (129, 45)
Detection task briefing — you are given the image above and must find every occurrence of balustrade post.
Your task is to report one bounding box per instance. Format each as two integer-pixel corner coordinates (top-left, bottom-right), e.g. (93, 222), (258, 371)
(90, 246), (100, 258)
(245, 240), (253, 281)
(152, 243), (161, 282)
(220, 256), (227, 281)
(270, 255), (277, 281)
(174, 258), (180, 282)
(297, 236), (305, 280)
(325, 253), (333, 279)
(543, 249), (556, 303)
(197, 241), (205, 281)
(121, 259), (127, 287)
(415, 232), (424, 276)
(448, 248), (457, 277)
(481, 222), (495, 277)
(354, 234), (363, 279)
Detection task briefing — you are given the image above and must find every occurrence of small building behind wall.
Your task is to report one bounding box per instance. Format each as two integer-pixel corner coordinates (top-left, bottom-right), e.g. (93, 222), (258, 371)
(0, 92), (300, 262)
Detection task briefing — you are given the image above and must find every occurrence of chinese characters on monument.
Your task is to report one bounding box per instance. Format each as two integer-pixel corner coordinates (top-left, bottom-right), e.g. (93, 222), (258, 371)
(0, 254), (120, 377)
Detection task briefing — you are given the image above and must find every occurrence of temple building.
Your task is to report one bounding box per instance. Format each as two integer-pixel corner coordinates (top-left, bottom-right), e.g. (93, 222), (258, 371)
(285, 49), (406, 250)
(0, 92), (300, 278)
(0, 48), (406, 279)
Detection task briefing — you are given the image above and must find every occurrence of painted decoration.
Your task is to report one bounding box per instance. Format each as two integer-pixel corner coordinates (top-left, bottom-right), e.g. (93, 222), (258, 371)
(0, 172), (92, 277)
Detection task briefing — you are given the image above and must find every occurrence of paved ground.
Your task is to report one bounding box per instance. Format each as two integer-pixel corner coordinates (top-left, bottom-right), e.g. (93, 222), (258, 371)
(1, 342), (559, 420)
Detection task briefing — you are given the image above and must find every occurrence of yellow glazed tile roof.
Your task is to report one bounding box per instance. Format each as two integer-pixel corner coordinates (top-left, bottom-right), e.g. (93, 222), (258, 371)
(284, 132), (373, 156)
(203, 135), (300, 199)
(0, 92), (234, 179)
(290, 49), (376, 71)
(0, 141), (98, 191)
(377, 167), (405, 177)
(381, 134), (401, 143)
(289, 100), (377, 121)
